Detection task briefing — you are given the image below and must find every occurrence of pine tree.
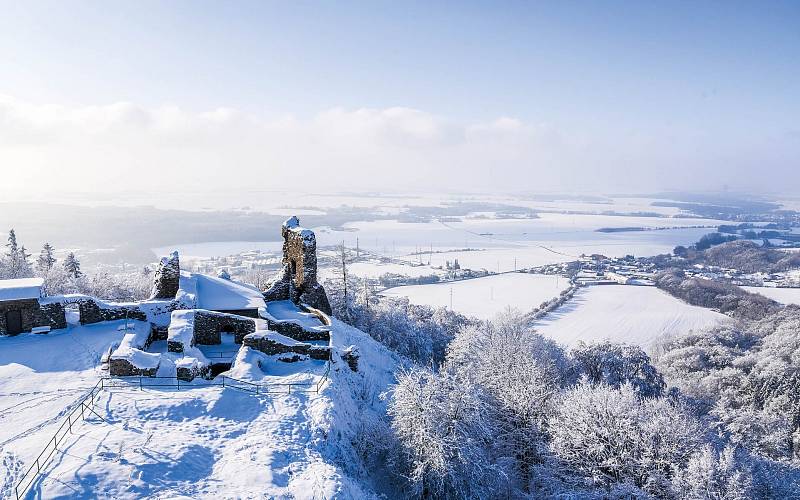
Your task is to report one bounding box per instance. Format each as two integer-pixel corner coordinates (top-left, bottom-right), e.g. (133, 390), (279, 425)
(6, 229), (18, 257)
(37, 243), (57, 272)
(18, 246), (32, 277)
(4, 229), (32, 278)
(63, 252), (82, 279)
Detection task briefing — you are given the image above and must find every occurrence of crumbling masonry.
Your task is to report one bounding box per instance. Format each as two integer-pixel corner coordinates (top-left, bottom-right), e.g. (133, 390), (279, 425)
(264, 216), (332, 315)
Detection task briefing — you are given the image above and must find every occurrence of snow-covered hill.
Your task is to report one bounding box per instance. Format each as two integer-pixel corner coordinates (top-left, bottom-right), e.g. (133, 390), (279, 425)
(534, 285), (729, 349)
(0, 318), (400, 499)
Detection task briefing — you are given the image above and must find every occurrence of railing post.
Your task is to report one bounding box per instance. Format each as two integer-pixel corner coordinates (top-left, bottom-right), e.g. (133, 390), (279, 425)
(139, 375), (142, 391)
(222, 376), (225, 388)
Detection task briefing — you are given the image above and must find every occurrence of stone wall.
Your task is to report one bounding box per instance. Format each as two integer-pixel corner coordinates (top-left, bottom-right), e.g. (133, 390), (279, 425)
(37, 302), (67, 331)
(0, 299), (40, 335)
(109, 358), (158, 377)
(264, 318), (331, 342)
(78, 300), (147, 325)
(194, 310), (256, 345)
(242, 334), (331, 361)
(263, 216), (332, 315)
(150, 251), (180, 300)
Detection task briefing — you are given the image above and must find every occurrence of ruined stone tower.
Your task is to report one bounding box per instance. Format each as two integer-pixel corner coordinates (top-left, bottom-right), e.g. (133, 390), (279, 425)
(264, 217), (332, 314)
(150, 251), (180, 300)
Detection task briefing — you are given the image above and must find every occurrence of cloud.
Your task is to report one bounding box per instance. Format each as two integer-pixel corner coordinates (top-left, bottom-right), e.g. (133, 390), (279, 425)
(0, 94), (796, 198)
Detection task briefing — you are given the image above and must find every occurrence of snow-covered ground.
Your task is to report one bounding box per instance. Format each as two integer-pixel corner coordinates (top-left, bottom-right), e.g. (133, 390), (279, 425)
(533, 285), (729, 349)
(381, 273), (570, 320)
(154, 208), (724, 274)
(313, 214), (724, 273)
(0, 318), (399, 499)
(743, 286), (800, 306)
(319, 260), (439, 281)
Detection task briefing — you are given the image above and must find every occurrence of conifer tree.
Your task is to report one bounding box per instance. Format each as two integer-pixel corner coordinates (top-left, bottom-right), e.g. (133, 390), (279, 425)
(63, 252), (82, 279)
(37, 243), (57, 272)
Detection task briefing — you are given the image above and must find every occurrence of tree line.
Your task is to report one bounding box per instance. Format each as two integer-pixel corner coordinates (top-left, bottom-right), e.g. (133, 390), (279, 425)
(0, 229), (150, 301)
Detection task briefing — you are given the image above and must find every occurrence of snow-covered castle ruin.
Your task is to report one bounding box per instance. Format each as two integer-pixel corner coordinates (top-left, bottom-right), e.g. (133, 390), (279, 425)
(0, 217), (337, 381)
(264, 216), (332, 315)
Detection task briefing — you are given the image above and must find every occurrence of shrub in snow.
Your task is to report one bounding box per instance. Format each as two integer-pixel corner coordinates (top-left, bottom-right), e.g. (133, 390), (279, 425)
(571, 341), (665, 398)
(548, 382), (703, 494)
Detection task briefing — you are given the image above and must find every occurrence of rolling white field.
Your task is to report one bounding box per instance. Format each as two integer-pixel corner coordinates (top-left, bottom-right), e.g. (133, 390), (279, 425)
(381, 273), (570, 320)
(743, 286), (800, 306)
(533, 285), (728, 349)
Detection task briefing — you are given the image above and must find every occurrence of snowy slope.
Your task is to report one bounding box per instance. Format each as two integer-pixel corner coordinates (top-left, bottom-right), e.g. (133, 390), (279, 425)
(381, 273), (570, 320)
(534, 285), (729, 349)
(742, 286), (800, 306)
(0, 318), (400, 499)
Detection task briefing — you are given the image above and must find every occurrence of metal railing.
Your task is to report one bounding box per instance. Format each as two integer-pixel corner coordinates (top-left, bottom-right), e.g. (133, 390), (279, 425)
(202, 350), (241, 359)
(103, 361), (331, 395)
(14, 361), (331, 499)
(15, 378), (107, 499)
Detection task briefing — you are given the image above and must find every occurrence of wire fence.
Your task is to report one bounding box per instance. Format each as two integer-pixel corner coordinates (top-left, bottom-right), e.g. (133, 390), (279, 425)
(14, 362), (331, 499)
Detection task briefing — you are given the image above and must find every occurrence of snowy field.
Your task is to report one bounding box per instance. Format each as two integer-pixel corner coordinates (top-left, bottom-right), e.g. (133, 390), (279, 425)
(318, 259), (439, 281)
(381, 273), (570, 320)
(0, 319), (398, 499)
(743, 286), (800, 306)
(533, 285), (728, 349)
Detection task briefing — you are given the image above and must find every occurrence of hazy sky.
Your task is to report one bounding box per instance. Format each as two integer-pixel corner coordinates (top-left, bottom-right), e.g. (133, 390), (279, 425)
(0, 0), (798, 198)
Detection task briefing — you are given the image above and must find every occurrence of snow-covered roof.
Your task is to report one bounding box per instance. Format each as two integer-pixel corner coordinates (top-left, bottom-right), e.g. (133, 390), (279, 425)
(181, 272), (265, 311)
(0, 278), (43, 301)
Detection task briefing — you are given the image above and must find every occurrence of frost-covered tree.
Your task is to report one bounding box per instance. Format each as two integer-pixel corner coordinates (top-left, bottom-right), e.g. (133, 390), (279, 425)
(571, 341), (665, 397)
(548, 382), (703, 494)
(672, 445), (753, 500)
(445, 311), (569, 493)
(388, 367), (504, 499)
(326, 273), (474, 365)
(2, 229), (33, 278)
(329, 243), (355, 321)
(63, 252), (82, 279)
(37, 243), (57, 273)
(6, 229), (18, 257)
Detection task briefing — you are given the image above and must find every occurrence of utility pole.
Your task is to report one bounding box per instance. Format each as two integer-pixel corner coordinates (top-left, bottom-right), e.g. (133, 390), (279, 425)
(356, 237), (360, 260)
(450, 287), (453, 311)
